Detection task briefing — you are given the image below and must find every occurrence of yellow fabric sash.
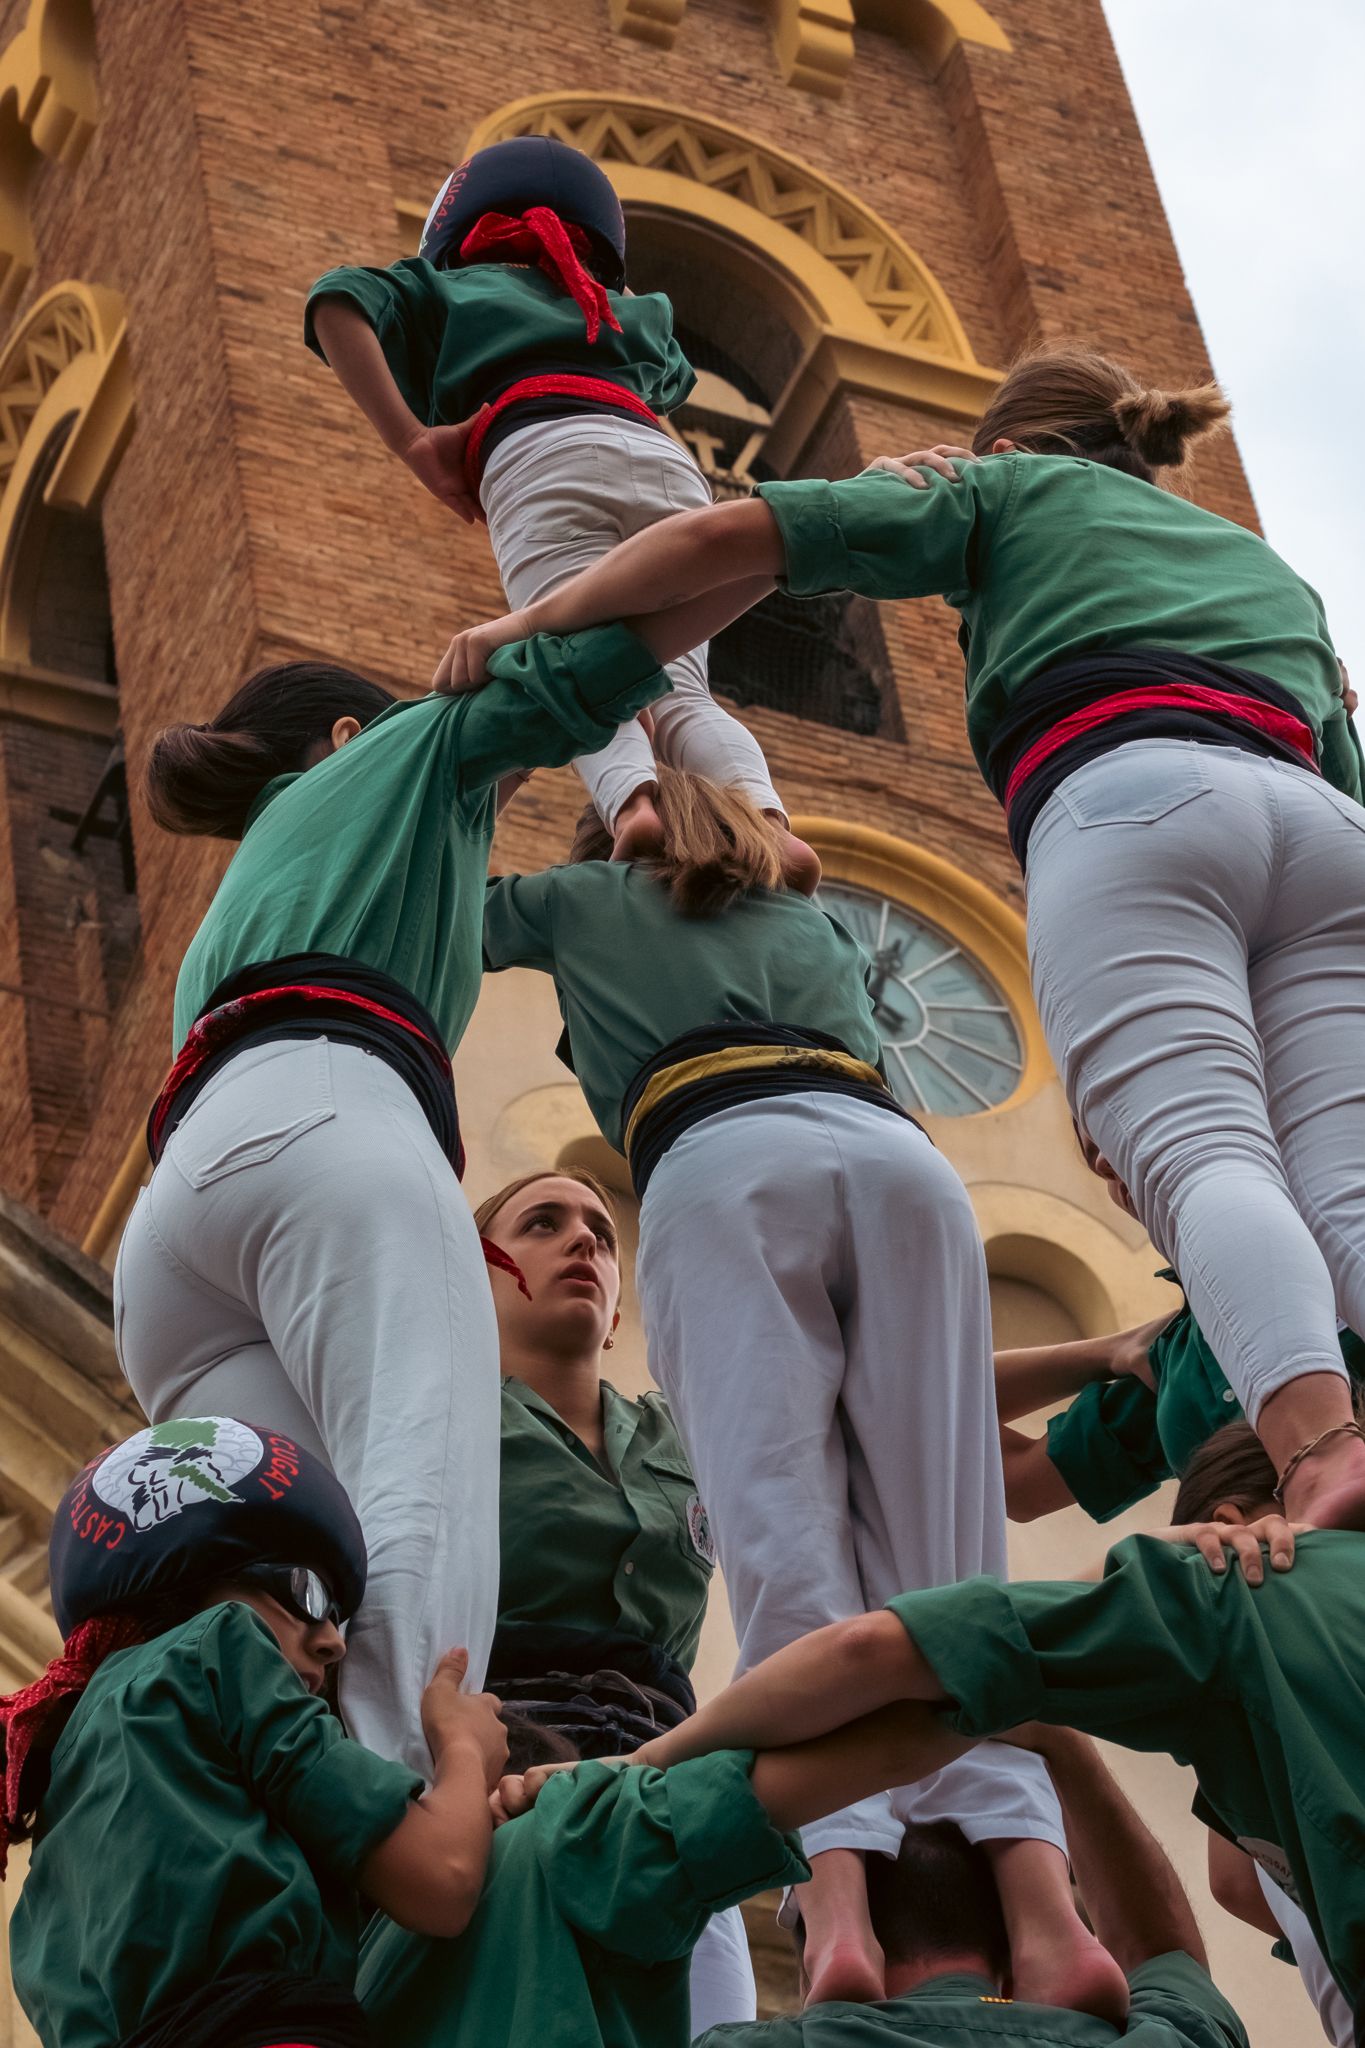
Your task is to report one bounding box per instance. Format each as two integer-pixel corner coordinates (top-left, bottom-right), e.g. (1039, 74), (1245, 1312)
(623, 1044), (887, 1161)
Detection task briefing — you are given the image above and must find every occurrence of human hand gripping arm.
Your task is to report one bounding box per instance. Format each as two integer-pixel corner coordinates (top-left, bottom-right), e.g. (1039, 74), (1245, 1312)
(309, 296), (484, 525)
(357, 1648), (509, 1937)
(432, 499), (785, 690)
(995, 1319), (1169, 1424)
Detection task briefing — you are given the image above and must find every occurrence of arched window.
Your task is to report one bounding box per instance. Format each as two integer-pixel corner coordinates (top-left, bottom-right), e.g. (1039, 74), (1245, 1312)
(627, 214), (902, 739)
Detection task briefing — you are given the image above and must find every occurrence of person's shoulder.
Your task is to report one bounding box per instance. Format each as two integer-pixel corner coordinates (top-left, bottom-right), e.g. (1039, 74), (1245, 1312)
(1126, 1951), (1250, 2047)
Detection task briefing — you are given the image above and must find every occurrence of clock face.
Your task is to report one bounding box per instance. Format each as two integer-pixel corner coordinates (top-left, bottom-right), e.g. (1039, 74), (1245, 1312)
(815, 878), (1025, 1117)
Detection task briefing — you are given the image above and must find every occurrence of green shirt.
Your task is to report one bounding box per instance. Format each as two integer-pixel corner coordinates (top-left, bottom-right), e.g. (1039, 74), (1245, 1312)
(757, 460), (1361, 801)
(10, 1602), (420, 2048)
(172, 625), (667, 1050)
(889, 1531), (1365, 2007)
(482, 862), (883, 1151)
(357, 1750), (807, 2048)
(499, 1378), (714, 1668)
(1046, 1276), (1365, 1522)
(699, 1953), (1246, 2048)
(304, 259), (695, 426)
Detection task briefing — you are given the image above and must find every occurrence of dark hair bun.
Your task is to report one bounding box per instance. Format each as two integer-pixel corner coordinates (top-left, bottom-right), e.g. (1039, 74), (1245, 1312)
(1111, 382), (1230, 469)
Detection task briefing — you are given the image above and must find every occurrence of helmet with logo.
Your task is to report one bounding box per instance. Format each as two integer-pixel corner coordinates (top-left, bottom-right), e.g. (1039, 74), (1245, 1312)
(420, 135), (627, 291)
(49, 1416), (367, 1637)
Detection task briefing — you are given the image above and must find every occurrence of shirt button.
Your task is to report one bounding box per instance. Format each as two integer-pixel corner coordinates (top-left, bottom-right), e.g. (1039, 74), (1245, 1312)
(1222, 1390), (1236, 1403)
(624, 1562), (635, 1575)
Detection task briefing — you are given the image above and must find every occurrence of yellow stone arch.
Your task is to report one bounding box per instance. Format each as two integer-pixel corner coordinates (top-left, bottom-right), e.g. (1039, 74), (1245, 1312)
(0, 0), (98, 315)
(446, 93), (999, 433)
(0, 280), (131, 696)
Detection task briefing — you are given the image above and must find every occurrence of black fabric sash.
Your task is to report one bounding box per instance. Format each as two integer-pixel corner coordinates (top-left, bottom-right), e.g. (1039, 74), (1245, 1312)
(151, 953), (462, 1174)
(984, 646), (1319, 867)
(486, 1623), (694, 1758)
(119, 1971), (371, 2048)
(621, 1020), (916, 1198)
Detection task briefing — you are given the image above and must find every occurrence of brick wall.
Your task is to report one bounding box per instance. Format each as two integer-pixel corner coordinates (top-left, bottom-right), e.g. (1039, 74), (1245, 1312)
(0, 0), (1258, 1234)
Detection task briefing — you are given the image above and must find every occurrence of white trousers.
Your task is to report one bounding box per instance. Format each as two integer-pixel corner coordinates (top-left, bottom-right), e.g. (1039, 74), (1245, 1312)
(637, 1095), (1064, 1863)
(1027, 740), (1365, 1424)
(689, 1909), (756, 2037)
(113, 1039), (501, 1779)
(482, 416), (782, 830)
(1257, 1866), (1352, 2047)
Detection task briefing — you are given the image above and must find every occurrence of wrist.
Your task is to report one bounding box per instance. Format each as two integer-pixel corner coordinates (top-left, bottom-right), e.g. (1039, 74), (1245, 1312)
(389, 415), (426, 461)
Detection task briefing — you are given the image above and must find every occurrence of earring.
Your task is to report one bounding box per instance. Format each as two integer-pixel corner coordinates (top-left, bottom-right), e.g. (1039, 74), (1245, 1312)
(603, 1335), (615, 1351)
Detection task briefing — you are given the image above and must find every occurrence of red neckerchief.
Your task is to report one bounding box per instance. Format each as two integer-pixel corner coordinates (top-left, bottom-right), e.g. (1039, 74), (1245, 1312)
(459, 208), (623, 345)
(0, 1612), (146, 1876)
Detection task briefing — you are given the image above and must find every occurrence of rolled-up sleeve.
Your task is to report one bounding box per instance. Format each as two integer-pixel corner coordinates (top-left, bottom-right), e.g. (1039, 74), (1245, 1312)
(1046, 1378), (1169, 1524)
(457, 624), (670, 791)
(536, 1752), (807, 1963)
(756, 461), (1013, 603)
(483, 873), (557, 972)
(888, 1540), (1226, 1749)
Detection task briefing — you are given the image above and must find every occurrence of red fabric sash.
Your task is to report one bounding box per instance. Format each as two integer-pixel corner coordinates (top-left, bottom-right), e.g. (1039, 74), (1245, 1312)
(463, 371), (660, 492)
(148, 985), (452, 1163)
(1002, 683), (1318, 812)
(460, 208), (622, 345)
(0, 1612), (145, 1875)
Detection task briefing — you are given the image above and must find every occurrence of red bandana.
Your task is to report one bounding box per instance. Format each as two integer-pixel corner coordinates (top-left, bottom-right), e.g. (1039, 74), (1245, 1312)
(460, 208), (623, 345)
(0, 1612), (146, 1875)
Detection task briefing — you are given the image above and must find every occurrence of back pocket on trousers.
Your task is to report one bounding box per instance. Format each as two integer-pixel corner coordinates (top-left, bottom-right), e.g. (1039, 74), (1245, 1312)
(1057, 752), (1212, 828)
(175, 1043), (337, 1188)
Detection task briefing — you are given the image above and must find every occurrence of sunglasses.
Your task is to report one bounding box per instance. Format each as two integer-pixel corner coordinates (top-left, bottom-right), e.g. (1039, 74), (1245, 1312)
(237, 1563), (345, 1628)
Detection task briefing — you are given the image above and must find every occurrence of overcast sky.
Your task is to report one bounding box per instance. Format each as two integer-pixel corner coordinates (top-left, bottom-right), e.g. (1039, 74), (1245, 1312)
(1103, 0), (1365, 671)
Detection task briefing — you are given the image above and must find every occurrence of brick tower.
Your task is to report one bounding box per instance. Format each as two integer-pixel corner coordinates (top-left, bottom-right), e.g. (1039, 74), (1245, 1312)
(0, 2), (1302, 2039)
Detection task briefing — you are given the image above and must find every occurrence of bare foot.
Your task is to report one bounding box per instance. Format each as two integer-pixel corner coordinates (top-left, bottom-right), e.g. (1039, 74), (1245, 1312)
(987, 1836), (1127, 2024)
(611, 788), (665, 863)
(1283, 1430), (1365, 1530)
(1009, 1925), (1130, 2024)
(792, 1850), (885, 2009)
(779, 830), (823, 895)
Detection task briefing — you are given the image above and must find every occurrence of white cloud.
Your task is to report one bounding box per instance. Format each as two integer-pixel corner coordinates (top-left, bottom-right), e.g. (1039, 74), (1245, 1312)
(1103, 0), (1365, 674)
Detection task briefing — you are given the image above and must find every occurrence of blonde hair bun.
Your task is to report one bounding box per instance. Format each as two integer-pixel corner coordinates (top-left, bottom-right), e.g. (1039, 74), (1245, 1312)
(1110, 383), (1230, 470)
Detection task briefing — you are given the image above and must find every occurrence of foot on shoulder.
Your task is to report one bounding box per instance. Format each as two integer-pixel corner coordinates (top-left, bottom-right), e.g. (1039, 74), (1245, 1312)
(1009, 1927), (1129, 2026)
(1284, 1430), (1365, 1531)
(802, 1935), (886, 2009)
(778, 829), (822, 896)
(610, 790), (665, 863)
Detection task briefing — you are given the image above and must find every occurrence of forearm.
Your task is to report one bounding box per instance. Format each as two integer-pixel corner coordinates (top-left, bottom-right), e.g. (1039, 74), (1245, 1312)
(635, 1612), (942, 1771)
(1206, 1832), (1281, 1939)
(750, 1702), (974, 1834)
(1000, 1425), (1076, 1521)
(310, 297), (422, 457)
(523, 498), (786, 640)
(358, 1738), (494, 1937)
(994, 1335), (1120, 1422)
(623, 574), (776, 668)
(1041, 1729), (1206, 1971)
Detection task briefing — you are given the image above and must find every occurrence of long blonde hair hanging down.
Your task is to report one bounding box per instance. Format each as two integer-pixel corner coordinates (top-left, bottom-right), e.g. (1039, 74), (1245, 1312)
(570, 762), (785, 917)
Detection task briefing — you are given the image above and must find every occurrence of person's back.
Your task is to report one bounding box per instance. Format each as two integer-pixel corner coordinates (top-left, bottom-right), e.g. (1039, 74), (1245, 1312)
(483, 854), (882, 1152)
(11, 1603), (418, 2048)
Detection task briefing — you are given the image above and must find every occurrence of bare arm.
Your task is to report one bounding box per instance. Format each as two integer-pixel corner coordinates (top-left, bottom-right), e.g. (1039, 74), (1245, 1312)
(309, 296), (481, 522)
(748, 1701), (975, 1834)
(994, 1332), (1129, 1423)
(1206, 1832), (1281, 1940)
(1000, 1424), (1077, 1521)
(356, 1650), (507, 1938)
(634, 1611), (938, 1771)
(1027, 1727), (1208, 1971)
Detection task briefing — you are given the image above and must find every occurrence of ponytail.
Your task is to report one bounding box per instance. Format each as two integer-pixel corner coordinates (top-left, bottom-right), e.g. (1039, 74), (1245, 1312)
(972, 342), (1230, 484)
(144, 661), (396, 839)
(569, 764), (785, 917)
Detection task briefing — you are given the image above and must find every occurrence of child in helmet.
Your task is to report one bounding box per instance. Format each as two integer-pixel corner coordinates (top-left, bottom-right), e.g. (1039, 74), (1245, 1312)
(2, 1417), (508, 2048)
(305, 135), (817, 880)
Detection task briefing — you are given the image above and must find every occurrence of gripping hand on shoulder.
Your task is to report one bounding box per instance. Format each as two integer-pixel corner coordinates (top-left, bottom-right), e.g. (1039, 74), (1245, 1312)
(433, 609), (534, 694)
(1150, 1516), (1308, 1584)
(861, 444), (979, 489)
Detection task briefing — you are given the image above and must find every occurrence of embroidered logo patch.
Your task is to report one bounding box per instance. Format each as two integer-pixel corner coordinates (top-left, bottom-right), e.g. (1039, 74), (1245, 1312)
(686, 1493), (717, 1566)
(93, 1417), (265, 1531)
